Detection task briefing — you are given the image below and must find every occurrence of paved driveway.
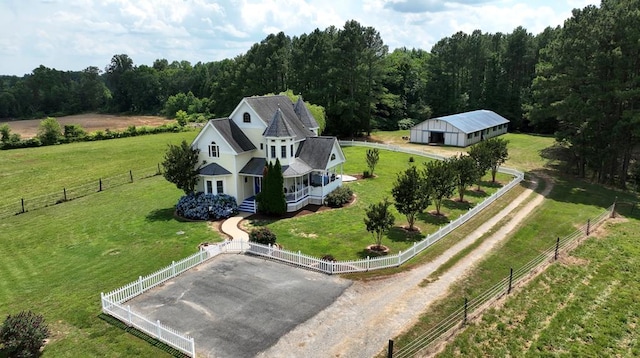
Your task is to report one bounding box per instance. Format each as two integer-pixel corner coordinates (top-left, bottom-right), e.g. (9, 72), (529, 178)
(127, 254), (351, 358)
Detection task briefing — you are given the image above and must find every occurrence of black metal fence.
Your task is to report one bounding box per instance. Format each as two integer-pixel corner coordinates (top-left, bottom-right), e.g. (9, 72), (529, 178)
(0, 164), (163, 219)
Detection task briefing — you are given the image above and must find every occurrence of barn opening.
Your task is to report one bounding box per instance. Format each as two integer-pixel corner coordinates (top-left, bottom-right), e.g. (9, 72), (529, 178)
(429, 132), (444, 145)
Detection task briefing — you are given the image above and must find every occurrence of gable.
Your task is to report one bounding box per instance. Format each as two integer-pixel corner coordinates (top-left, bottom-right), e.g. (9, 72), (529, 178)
(296, 136), (344, 170)
(242, 95), (315, 141)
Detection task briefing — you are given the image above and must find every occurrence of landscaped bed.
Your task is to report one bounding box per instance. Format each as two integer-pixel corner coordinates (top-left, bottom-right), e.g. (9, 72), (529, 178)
(242, 146), (511, 260)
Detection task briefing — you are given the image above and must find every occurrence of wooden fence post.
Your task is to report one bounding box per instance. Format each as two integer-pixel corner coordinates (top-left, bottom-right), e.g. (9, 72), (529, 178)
(586, 219), (590, 236)
(555, 237), (560, 261)
(387, 339), (394, 358)
(172, 261), (176, 276)
(21, 198), (25, 213)
(99, 178), (102, 192)
(157, 163), (161, 175)
(611, 198), (617, 218)
(508, 267), (513, 294)
(464, 297), (468, 325)
(129, 170), (133, 182)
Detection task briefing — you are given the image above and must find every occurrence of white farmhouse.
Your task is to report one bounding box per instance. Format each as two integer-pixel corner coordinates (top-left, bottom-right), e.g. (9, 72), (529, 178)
(190, 95), (346, 213)
(410, 110), (509, 147)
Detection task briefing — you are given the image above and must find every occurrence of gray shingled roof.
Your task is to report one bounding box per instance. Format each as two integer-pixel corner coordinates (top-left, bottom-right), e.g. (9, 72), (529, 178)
(296, 136), (336, 170)
(210, 118), (256, 152)
(263, 108), (296, 138)
(282, 159), (313, 177)
(244, 95), (315, 140)
(293, 96), (319, 129)
(239, 158), (267, 176)
(199, 162), (232, 176)
(429, 110), (509, 134)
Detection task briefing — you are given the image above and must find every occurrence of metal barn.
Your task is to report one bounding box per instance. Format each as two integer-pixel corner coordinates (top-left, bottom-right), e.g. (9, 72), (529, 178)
(409, 110), (509, 147)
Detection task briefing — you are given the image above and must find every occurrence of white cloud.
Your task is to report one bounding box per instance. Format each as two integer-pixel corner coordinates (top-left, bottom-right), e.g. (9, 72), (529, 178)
(0, 0), (602, 75)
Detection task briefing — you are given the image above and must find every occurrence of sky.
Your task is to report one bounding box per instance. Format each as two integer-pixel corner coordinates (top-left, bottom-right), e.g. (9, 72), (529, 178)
(0, 0), (600, 76)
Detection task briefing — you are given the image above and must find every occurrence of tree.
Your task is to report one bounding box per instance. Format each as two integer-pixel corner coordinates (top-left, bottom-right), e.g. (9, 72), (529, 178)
(392, 166), (431, 231)
(364, 199), (395, 250)
(366, 148), (380, 177)
(256, 159), (286, 215)
(0, 310), (50, 358)
(469, 141), (493, 191)
(485, 138), (509, 182)
(162, 140), (200, 194)
(424, 160), (456, 215)
(37, 117), (62, 145)
(450, 154), (481, 202)
(0, 123), (11, 143)
(175, 110), (188, 127)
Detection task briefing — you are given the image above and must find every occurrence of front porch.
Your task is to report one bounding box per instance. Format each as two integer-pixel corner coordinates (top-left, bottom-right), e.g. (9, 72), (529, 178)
(238, 169), (343, 214)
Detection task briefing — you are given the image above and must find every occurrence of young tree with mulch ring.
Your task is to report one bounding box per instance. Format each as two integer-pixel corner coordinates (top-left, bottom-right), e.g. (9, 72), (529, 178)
(392, 166), (431, 231)
(450, 154), (481, 202)
(469, 141), (492, 191)
(364, 198), (395, 252)
(486, 137), (509, 182)
(365, 148), (380, 177)
(424, 160), (456, 216)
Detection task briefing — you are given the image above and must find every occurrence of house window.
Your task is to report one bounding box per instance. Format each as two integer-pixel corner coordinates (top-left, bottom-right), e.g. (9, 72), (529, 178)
(467, 133), (472, 139)
(208, 142), (219, 157)
(330, 153), (336, 161)
(206, 180), (213, 194)
(281, 146), (287, 158)
(260, 143), (264, 150)
(216, 180), (224, 194)
(270, 146), (276, 158)
(290, 144), (294, 157)
(243, 112), (251, 123)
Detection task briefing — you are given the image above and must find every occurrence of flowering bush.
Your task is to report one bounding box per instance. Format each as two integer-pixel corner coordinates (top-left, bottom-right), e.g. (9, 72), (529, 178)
(175, 193), (238, 220)
(249, 227), (277, 245)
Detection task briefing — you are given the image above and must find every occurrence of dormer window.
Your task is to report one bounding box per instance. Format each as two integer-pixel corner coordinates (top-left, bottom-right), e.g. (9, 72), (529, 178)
(208, 141), (219, 158)
(243, 112), (251, 123)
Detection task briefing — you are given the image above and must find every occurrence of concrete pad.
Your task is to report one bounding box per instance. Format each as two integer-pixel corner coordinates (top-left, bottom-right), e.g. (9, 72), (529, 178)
(127, 254), (351, 358)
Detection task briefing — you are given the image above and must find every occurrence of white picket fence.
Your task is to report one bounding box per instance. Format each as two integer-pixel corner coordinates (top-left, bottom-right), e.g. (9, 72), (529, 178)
(101, 140), (524, 356)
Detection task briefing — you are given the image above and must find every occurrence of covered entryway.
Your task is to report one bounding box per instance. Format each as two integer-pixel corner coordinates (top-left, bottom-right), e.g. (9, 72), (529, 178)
(429, 132), (444, 144)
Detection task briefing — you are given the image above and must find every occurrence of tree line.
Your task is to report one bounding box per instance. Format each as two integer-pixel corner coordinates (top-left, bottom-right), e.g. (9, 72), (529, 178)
(1, 0), (638, 186)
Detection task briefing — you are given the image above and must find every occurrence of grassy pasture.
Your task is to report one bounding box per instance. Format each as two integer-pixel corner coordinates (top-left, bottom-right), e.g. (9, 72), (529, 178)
(0, 131), (198, 207)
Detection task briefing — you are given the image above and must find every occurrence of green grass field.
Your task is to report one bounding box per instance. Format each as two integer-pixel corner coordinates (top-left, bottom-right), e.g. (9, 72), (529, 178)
(1, 129), (635, 357)
(436, 218), (640, 357)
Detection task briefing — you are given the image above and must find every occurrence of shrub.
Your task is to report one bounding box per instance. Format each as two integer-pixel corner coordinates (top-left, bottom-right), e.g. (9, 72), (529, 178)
(249, 227), (277, 245)
(0, 311), (50, 358)
(321, 255), (336, 262)
(324, 186), (353, 208)
(409, 156), (415, 163)
(175, 193), (238, 220)
(37, 117), (62, 145)
(63, 124), (87, 142)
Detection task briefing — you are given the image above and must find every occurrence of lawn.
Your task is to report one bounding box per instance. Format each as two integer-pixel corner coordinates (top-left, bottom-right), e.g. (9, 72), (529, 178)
(0, 130), (198, 207)
(244, 146), (512, 260)
(436, 217), (640, 357)
(0, 176), (217, 356)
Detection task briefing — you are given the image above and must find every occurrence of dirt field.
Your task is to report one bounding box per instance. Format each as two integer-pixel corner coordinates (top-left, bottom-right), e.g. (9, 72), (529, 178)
(0, 114), (174, 139)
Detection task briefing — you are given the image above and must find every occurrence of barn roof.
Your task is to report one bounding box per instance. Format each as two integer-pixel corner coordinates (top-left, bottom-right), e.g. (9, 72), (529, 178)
(423, 110), (509, 134)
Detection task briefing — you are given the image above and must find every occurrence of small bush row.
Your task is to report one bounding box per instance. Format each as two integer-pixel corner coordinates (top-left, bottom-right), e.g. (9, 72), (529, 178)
(176, 193), (238, 221)
(0, 122), (185, 150)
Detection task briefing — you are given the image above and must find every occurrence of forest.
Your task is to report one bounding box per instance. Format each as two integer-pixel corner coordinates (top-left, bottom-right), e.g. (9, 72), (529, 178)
(0, 0), (638, 187)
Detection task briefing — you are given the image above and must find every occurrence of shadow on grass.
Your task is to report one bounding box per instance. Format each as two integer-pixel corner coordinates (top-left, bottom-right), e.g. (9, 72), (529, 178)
(145, 207), (177, 222)
(417, 211), (449, 225)
(98, 313), (189, 358)
(443, 199), (472, 211)
(464, 189), (488, 199)
(387, 226), (424, 243)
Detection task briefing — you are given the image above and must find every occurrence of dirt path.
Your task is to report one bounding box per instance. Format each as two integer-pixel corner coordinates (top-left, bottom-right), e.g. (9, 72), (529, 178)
(257, 175), (552, 358)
